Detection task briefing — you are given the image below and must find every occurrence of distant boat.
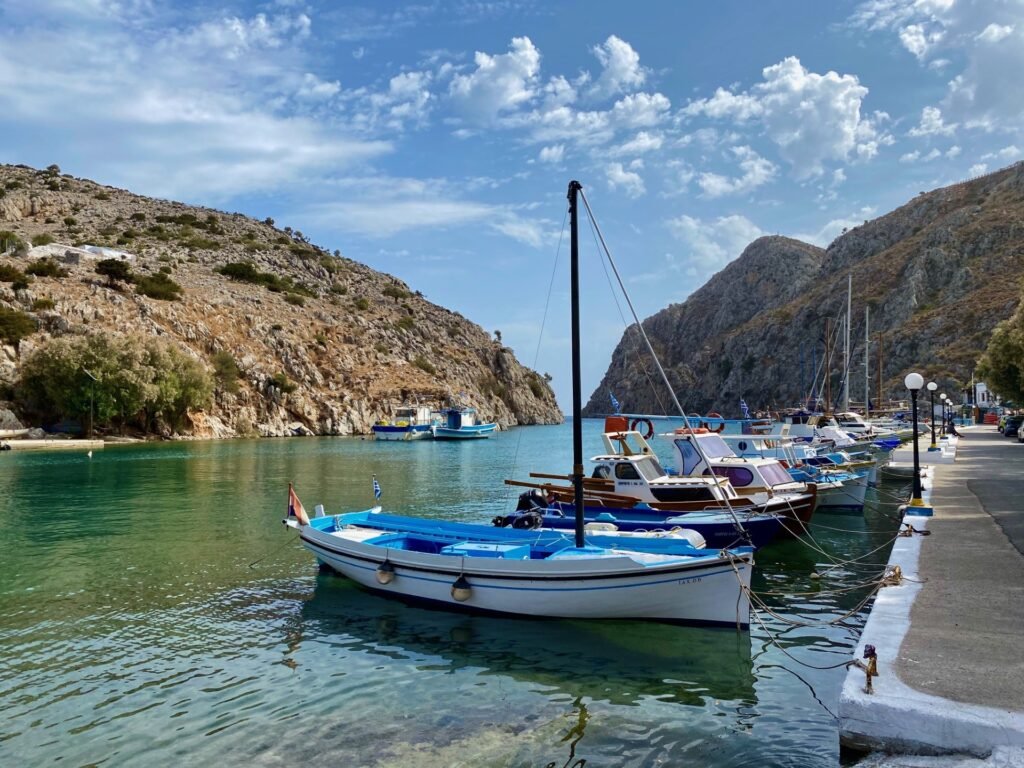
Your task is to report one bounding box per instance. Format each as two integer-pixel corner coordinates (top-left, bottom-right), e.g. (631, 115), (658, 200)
(372, 405), (436, 441)
(431, 406), (497, 440)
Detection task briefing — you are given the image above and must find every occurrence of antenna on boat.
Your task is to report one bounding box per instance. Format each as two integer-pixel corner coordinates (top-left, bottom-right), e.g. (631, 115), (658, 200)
(567, 180), (586, 549)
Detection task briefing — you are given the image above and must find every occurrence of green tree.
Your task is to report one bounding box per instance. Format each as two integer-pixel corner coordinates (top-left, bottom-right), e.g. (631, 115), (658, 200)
(0, 306), (37, 347)
(977, 295), (1024, 402)
(95, 258), (134, 287)
(17, 333), (212, 433)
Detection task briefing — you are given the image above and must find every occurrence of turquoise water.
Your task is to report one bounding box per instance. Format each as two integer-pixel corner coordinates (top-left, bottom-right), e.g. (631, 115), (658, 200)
(0, 421), (905, 766)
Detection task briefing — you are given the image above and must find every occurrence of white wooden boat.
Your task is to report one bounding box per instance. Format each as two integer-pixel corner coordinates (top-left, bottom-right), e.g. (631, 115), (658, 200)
(372, 405), (436, 441)
(283, 181), (754, 627)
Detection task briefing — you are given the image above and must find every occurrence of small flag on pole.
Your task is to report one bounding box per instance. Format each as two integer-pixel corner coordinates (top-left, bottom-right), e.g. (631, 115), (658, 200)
(609, 391), (621, 415)
(287, 483), (310, 526)
(739, 398), (751, 419)
(373, 475), (382, 500)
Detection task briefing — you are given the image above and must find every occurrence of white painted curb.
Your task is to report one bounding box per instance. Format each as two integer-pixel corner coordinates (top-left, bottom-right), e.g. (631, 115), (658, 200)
(839, 467), (1024, 756)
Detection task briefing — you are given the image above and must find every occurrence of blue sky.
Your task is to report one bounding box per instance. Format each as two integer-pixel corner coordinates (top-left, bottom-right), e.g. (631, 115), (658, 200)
(1, 0), (1022, 408)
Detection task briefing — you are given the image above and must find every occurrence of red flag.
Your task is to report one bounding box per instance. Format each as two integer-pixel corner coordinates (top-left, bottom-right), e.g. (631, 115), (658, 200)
(287, 484), (309, 526)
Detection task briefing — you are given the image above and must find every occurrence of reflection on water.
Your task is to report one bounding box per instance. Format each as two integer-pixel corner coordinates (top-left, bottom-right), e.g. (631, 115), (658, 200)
(0, 424), (906, 766)
(301, 575), (758, 708)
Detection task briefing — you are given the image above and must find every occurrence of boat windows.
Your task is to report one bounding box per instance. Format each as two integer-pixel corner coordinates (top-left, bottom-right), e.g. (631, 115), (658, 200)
(592, 464), (612, 479)
(711, 466), (754, 487)
(614, 462), (641, 480)
(674, 438), (704, 476)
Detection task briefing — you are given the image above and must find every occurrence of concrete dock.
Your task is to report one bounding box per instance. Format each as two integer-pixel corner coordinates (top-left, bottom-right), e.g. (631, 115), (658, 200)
(840, 427), (1024, 763)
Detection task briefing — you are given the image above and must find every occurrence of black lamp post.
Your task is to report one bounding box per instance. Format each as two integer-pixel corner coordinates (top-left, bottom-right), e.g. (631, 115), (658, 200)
(939, 394), (948, 435)
(905, 372), (925, 507)
(927, 381), (938, 450)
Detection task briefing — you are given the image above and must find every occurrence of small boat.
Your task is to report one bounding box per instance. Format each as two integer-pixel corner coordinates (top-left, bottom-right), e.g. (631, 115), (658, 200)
(372, 405), (436, 441)
(283, 180), (754, 627)
(431, 405), (497, 440)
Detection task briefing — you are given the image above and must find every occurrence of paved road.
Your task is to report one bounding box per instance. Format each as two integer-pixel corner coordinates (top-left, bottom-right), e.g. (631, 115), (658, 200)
(895, 427), (1024, 711)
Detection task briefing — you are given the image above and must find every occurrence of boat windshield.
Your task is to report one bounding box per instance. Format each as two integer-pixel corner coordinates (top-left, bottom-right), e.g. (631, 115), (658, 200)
(761, 461), (795, 487)
(693, 434), (735, 459)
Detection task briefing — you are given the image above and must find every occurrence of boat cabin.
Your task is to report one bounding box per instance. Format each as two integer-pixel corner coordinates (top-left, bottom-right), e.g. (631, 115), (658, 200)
(669, 432), (806, 503)
(441, 407), (479, 430)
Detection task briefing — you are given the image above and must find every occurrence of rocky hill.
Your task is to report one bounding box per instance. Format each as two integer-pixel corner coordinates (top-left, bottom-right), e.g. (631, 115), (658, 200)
(0, 163), (562, 437)
(585, 162), (1024, 416)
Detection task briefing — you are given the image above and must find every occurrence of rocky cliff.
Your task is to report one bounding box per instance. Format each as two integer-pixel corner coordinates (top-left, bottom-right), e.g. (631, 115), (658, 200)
(585, 162), (1024, 416)
(0, 164), (562, 437)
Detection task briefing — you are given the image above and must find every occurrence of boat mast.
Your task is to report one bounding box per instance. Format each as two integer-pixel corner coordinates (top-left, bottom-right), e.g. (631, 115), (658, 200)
(824, 317), (831, 414)
(843, 274), (851, 412)
(877, 332), (883, 412)
(567, 180), (585, 549)
(864, 306), (870, 416)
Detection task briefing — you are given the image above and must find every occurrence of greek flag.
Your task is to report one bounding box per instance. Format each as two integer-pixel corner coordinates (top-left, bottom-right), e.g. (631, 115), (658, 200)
(373, 475), (382, 500)
(740, 398), (751, 419)
(609, 391), (621, 414)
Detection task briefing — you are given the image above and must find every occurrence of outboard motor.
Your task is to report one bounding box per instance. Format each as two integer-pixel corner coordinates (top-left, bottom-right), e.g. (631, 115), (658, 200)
(515, 488), (548, 512)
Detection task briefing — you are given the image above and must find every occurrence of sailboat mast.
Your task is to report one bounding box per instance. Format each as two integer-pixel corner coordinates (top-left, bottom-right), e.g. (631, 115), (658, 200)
(824, 317), (831, 414)
(877, 332), (883, 412)
(843, 274), (851, 412)
(864, 306), (870, 416)
(567, 180), (585, 549)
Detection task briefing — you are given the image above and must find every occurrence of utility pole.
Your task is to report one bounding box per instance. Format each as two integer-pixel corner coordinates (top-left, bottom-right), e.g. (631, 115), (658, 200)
(824, 317), (832, 415)
(843, 274), (851, 412)
(864, 306), (870, 416)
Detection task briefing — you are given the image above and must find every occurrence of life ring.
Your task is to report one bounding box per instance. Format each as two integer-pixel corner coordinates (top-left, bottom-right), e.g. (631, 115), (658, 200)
(705, 412), (725, 433)
(630, 417), (655, 439)
(675, 426), (708, 435)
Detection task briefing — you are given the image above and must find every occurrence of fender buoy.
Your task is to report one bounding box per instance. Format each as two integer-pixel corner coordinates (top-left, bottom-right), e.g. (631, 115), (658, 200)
(675, 427), (709, 435)
(630, 417), (655, 440)
(705, 412), (725, 433)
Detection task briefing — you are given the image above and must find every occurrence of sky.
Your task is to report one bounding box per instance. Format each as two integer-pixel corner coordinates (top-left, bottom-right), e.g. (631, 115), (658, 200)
(1, 0), (1022, 408)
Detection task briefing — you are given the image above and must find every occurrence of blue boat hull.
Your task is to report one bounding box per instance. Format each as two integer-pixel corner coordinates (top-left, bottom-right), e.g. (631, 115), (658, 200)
(432, 423), (497, 439)
(531, 504), (783, 549)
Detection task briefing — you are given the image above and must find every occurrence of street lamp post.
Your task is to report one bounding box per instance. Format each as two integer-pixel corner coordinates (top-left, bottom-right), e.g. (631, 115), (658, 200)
(905, 372), (925, 507)
(939, 394), (948, 435)
(927, 381), (938, 450)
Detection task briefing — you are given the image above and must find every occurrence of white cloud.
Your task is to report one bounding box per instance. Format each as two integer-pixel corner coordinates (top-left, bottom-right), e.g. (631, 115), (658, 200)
(899, 23), (943, 60)
(946, 144), (962, 157)
(448, 36), (541, 124)
(610, 130), (663, 156)
(297, 72), (341, 100)
(907, 105), (957, 136)
(900, 150), (921, 163)
(794, 206), (876, 247)
(977, 23), (1014, 43)
(538, 144), (565, 163)
(666, 213), (764, 276)
(697, 146), (777, 197)
(606, 162), (646, 197)
(610, 92), (672, 128)
(364, 70), (434, 129)
(588, 35), (647, 99)
(981, 145), (1021, 161)
(850, 1), (1024, 130)
(0, 8), (391, 200)
(969, 162), (988, 176)
(682, 56), (884, 178)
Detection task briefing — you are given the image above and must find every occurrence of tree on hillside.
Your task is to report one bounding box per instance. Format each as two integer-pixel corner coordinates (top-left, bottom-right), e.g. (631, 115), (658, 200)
(95, 258), (134, 287)
(17, 333), (212, 433)
(977, 287), (1024, 403)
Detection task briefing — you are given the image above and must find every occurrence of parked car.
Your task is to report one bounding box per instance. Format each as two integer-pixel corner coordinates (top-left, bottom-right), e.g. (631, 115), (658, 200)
(1004, 415), (1023, 439)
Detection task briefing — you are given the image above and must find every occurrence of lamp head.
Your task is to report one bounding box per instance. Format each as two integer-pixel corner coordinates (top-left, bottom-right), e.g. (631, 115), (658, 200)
(940, 393), (947, 401)
(927, 381), (937, 392)
(905, 372), (924, 391)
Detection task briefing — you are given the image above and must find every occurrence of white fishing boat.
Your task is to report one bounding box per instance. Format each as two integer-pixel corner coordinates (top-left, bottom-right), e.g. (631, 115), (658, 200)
(283, 181), (754, 626)
(372, 404), (437, 441)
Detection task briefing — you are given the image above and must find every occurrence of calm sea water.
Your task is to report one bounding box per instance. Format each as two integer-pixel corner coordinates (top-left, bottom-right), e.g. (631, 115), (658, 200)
(0, 420), (906, 767)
